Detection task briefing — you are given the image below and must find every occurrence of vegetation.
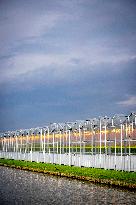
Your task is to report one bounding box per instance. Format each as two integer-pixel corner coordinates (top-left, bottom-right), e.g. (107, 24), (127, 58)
(0, 158), (136, 190)
(12, 145), (136, 154)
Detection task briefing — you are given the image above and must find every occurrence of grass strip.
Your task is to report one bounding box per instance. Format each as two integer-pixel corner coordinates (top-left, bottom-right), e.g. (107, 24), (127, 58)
(0, 158), (136, 190)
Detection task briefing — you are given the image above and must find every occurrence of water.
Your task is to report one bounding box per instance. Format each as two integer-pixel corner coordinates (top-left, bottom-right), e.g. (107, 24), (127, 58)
(0, 166), (136, 205)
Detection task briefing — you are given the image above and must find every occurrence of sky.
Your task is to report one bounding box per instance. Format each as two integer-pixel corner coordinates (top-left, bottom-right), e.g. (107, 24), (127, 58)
(0, 0), (136, 131)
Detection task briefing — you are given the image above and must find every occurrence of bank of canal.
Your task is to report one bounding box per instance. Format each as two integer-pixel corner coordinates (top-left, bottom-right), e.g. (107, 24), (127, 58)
(0, 158), (136, 190)
(0, 166), (136, 205)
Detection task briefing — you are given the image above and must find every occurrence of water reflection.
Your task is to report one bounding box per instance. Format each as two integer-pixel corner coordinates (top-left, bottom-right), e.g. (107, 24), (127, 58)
(0, 166), (135, 205)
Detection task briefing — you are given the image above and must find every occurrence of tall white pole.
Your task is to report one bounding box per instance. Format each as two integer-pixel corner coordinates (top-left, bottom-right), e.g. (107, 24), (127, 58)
(47, 128), (50, 163)
(59, 131), (61, 165)
(21, 134), (22, 154)
(91, 125), (93, 155)
(125, 121), (127, 156)
(53, 132), (55, 164)
(76, 130), (78, 153)
(104, 124), (107, 155)
(79, 126), (81, 167)
(16, 131), (18, 160)
(30, 131), (32, 162)
(66, 128), (68, 154)
(99, 119), (102, 168)
(40, 128), (43, 153)
(121, 124), (123, 170)
(69, 130), (71, 166)
(43, 130), (45, 163)
(63, 130), (64, 154)
(115, 128), (116, 170)
(112, 118), (114, 127)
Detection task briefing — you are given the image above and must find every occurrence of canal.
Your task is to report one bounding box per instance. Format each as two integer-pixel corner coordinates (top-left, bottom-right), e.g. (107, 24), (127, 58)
(0, 166), (135, 205)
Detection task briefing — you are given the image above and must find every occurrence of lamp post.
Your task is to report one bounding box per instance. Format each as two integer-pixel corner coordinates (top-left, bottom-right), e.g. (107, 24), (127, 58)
(43, 128), (47, 163)
(120, 123), (123, 171)
(69, 129), (71, 166)
(99, 117), (102, 168)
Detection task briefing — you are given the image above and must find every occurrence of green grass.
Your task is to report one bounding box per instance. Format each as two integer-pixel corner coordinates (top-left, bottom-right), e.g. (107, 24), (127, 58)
(0, 158), (136, 190)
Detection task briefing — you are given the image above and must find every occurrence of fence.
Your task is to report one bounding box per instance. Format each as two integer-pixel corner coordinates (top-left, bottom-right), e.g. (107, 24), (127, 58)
(0, 112), (136, 171)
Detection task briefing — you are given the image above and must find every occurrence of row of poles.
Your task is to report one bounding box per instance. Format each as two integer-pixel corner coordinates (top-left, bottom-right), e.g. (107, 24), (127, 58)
(0, 112), (136, 170)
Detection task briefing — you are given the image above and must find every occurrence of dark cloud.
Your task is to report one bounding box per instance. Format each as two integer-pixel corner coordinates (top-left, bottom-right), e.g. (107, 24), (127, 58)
(0, 0), (136, 131)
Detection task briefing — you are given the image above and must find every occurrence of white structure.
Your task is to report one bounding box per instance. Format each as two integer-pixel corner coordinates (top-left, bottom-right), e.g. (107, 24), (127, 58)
(0, 112), (136, 171)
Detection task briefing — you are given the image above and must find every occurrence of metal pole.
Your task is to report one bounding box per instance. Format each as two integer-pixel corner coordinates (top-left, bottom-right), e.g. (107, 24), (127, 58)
(92, 125), (94, 155)
(79, 126), (81, 167)
(115, 128), (117, 170)
(21, 134), (22, 154)
(48, 128), (50, 163)
(132, 121), (134, 137)
(57, 141), (58, 164)
(76, 130), (78, 153)
(30, 131), (32, 162)
(99, 118), (102, 168)
(63, 130), (64, 154)
(15, 131), (18, 160)
(121, 124), (123, 170)
(43, 130), (45, 163)
(59, 131), (61, 165)
(53, 132), (55, 164)
(68, 130), (71, 166)
(105, 124), (107, 155)
(66, 127), (67, 154)
(40, 128), (43, 153)
(47, 128), (49, 153)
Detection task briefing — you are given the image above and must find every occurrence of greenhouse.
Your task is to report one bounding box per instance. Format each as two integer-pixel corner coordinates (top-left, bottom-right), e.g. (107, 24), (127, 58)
(0, 112), (136, 171)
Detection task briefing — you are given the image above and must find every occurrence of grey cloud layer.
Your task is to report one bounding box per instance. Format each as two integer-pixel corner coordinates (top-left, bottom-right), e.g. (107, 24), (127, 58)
(0, 0), (136, 130)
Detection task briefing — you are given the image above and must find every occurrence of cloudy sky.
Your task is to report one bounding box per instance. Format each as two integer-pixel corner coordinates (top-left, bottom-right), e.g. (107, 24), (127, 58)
(0, 0), (136, 131)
